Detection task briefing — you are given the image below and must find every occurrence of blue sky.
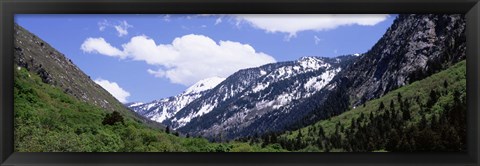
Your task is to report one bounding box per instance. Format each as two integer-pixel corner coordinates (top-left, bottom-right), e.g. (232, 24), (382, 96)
(15, 14), (395, 103)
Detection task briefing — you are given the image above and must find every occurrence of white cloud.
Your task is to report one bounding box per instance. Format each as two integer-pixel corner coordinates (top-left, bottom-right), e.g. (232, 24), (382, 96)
(234, 14), (389, 38)
(215, 18), (222, 25)
(82, 34), (276, 86)
(163, 14), (171, 22)
(98, 19), (108, 31)
(314, 35), (321, 45)
(97, 20), (133, 37)
(94, 78), (130, 103)
(114, 21), (133, 37)
(81, 37), (126, 58)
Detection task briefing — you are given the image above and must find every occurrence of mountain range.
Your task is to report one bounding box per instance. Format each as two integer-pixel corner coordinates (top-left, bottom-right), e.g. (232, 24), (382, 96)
(128, 14), (466, 140)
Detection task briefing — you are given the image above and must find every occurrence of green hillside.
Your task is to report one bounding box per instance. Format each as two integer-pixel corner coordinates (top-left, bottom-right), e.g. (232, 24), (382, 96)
(256, 60), (466, 152)
(14, 65), (286, 152)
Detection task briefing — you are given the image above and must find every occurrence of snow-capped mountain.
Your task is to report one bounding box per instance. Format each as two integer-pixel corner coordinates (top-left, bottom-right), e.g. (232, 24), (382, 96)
(128, 77), (225, 123)
(165, 55), (357, 139)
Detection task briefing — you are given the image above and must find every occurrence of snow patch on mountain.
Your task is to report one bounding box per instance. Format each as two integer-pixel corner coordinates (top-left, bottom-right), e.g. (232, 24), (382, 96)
(126, 102), (144, 107)
(185, 77), (226, 94)
(298, 57), (327, 70)
(304, 67), (341, 91)
(128, 76), (225, 123)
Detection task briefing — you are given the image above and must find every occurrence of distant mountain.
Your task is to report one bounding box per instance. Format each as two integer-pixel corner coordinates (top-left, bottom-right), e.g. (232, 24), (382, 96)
(168, 55), (357, 139)
(13, 24), (164, 129)
(128, 77), (225, 123)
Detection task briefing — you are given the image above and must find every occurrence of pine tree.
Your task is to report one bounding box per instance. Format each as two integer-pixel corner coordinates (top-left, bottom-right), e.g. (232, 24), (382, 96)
(369, 112), (374, 122)
(402, 109), (411, 121)
(390, 100), (395, 111)
(397, 92), (402, 102)
(166, 126), (171, 134)
(318, 126), (325, 139)
(379, 101), (385, 110)
(351, 118), (356, 128)
(419, 114), (428, 130)
(427, 89), (439, 108)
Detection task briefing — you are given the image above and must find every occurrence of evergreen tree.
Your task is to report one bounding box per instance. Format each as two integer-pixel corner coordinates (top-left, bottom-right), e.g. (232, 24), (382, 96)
(390, 100), (395, 111)
(166, 126), (171, 134)
(318, 126), (325, 139)
(402, 109), (411, 121)
(427, 89), (439, 108)
(397, 92), (402, 102)
(379, 101), (385, 110)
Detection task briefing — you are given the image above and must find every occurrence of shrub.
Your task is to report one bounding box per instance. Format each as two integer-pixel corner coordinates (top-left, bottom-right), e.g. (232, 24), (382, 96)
(102, 111), (124, 125)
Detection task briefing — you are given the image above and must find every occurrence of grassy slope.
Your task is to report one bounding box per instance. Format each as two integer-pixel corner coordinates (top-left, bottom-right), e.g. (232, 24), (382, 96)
(14, 65), (287, 152)
(275, 60), (466, 152)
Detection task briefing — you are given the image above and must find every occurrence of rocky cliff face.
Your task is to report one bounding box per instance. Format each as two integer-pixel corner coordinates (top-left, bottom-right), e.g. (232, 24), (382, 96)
(342, 14), (465, 106)
(304, 14), (466, 125)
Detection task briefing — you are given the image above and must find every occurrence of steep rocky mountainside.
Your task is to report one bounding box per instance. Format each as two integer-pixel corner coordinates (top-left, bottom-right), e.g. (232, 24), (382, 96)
(303, 14), (466, 125)
(14, 24), (163, 128)
(347, 14), (466, 105)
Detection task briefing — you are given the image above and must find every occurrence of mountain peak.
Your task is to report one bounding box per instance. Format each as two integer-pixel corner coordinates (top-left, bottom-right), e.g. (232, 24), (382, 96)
(184, 77), (226, 94)
(298, 56), (321, 61)
(297, 56), (327, 70)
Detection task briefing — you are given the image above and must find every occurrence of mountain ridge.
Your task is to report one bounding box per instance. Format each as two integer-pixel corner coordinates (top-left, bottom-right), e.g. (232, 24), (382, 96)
(128, 76), (225, 123)
(14, 23), (165, 129)
(169, 55), (357, 139)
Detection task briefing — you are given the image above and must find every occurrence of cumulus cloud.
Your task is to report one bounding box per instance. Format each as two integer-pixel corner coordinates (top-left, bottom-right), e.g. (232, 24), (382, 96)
(81, 37), (125, 57)
(94, 78), (131, 103)
(234, 14), (389, 38)
(82, 34), (276, 86)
